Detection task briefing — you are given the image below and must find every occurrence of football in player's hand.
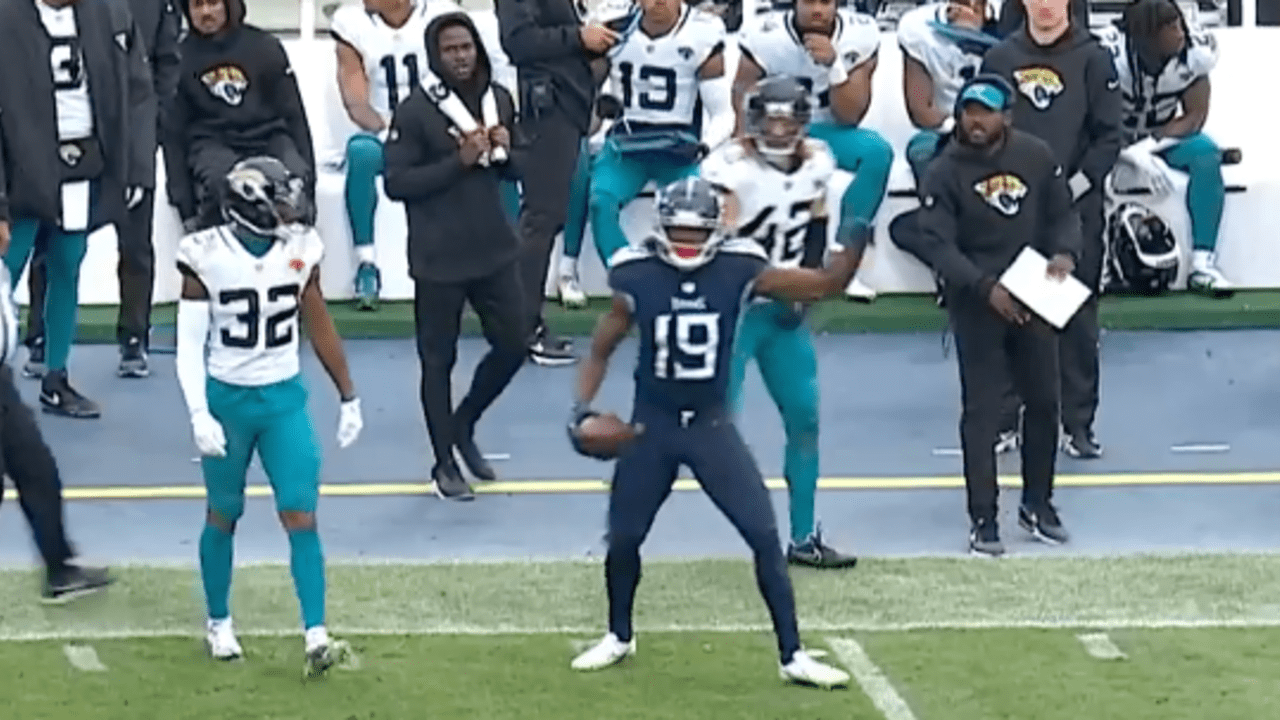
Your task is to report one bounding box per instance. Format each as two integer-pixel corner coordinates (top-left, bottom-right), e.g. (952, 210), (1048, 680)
(573, 412), (638, 459)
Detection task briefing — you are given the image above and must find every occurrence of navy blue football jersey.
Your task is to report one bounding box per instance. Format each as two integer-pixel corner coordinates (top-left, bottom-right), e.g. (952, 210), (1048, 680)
(609, 238), (769, 412)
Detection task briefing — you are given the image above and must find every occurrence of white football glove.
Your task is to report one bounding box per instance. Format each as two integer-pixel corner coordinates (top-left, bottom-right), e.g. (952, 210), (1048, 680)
(337, 398), (363, 448)
(1119, 138), (1174, 196)
(191, 409), (228, 458)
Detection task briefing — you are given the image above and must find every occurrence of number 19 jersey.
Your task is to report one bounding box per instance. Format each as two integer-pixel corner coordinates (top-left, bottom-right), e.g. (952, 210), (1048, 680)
(330, 2), (435, 120)
(177, 227), (325, 388)
(700, 138), (835, 269)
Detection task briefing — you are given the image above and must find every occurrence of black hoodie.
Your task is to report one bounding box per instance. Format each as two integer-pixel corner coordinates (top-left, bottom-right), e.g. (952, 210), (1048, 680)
(384, 12), (523, 283)
(981, 23), (1122, 195)
(162, 0), (314, 219)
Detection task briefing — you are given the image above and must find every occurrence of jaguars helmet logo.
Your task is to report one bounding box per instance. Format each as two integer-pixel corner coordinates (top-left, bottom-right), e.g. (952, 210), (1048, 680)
(200, 64), (249, 106)
(1012, 66), (1063, 111)
(973, 173), (1028, 217)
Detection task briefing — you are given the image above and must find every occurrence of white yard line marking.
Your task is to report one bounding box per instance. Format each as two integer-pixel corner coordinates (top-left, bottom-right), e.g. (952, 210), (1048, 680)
(827, 637), (918, 720)
(62, 644), (107, 672)
(1170, 443), (1230, 453)
(1076, 632), (1127, 660)
(931, 448), (962, 456)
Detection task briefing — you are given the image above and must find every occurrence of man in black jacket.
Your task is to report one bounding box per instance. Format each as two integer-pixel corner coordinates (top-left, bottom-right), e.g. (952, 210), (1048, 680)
(496, 0), (618, 366)
(894, 74), (1081, 556)
(24, 0), (182, 380)
(0, 0), (157, 418)
(164, 0), (315, 232)
(981, 0), (1122, 459)
(385, 12), (528, 502)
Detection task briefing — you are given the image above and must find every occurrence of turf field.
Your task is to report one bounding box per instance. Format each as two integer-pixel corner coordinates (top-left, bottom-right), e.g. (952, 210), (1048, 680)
(5, 553), (1280, 719)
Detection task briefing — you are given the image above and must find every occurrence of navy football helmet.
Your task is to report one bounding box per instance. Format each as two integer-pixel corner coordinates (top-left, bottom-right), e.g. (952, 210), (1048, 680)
(222, 156), (308, 238)
(652, 177), (725, 270)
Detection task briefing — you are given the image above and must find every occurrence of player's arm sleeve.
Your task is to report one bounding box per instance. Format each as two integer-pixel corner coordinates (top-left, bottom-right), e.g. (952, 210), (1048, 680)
(174, 240), (211, 416)
(162, 78), (198, 219)
(698, 49), (734, 150)
(271, 39), (317, 177)
(1077, 46), (1123, 189)
(495, 0), (585, 65)
(125, 14), (158, 189)
(1041, 161), (1082, 261)
(913, 160), (991, 294)
(151, 0), (183, 137)
(382, 95), (466, 200)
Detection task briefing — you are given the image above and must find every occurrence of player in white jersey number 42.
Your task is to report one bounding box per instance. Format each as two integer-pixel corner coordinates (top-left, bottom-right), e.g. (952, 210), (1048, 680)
(174, 156), (364, 679)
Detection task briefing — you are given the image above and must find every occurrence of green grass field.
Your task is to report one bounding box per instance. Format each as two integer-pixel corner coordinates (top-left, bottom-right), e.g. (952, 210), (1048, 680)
(5, 553), (1280, 719)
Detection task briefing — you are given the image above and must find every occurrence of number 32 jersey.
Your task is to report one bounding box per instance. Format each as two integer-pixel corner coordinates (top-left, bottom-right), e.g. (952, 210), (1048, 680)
(177, 226), (325, 387)
(700, 138), (835, 269)
(609, 239), (767, 413)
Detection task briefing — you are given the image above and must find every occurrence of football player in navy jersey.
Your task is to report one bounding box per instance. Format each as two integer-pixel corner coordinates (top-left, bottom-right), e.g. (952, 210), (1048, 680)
(566, 176), (867, 687)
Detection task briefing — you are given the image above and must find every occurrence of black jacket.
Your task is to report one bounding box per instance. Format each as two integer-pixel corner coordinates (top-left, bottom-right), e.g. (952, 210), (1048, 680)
(911, 128), (1082, 300)
(0, 0), (157, 227)
(981, 24), (1122, 194)
(384, 12), (523, 283)
(495, 0), (596, 131)
(129, 0), (183, 139)
(164, 0), (314, 219)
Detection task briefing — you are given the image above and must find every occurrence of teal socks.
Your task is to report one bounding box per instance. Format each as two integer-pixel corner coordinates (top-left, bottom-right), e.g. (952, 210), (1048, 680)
(199, 523), (235, 620)
(288, 528), (327, 629)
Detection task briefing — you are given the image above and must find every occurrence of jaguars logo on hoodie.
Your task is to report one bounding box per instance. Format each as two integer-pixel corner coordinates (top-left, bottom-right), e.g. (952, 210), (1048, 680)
(1012, 66), (1064, 111)
(973, 173), (1028, 217)
(200, 64), (249, 106)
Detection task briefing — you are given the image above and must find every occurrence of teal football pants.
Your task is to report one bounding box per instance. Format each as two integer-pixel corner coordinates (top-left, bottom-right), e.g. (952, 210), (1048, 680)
(728, 302), (821, 544)
(808, 123), (894, 236)
(906, 129), (943, 190)
(346, 133), (521, 247)
(588, 140), (700, 265)
(201, 375), (321, 521)
(5, 218), (87, 373)
(1158, 132), (1224, 252)
(561, 138), (596, 263)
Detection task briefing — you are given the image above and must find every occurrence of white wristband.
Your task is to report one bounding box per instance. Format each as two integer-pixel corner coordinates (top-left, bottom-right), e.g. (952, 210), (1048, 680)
(938, 116), (955, 134)
(827, 58), (848, 86)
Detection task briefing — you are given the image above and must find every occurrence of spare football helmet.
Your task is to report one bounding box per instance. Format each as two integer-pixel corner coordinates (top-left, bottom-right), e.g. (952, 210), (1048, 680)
(651, 177), (724, 270)
(1104, 202), (1179, 295)
(223, 156), (309, 239)
(743, 76), (811, 168)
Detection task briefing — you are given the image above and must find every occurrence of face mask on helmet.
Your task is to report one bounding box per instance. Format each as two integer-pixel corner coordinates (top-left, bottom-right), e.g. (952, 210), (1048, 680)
(223, 158), (308, 239)
(745, 87), (810, 169)
(653, 179), (723, 270)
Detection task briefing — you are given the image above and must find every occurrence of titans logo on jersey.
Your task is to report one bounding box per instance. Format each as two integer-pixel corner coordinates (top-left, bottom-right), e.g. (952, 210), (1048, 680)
(1012, 66), (1064, 111)
(330, 3), (433, 120)
(609, 238), (767, 412)
(607, 4), (725, 128)
(1094, 24), (1218, 141)
(700, 138), (834, 269)
(177, 227), (325, 387)
(896, 3), (986, 114)
(973, 172), (1028, 217)
(739, 8), (879, 124)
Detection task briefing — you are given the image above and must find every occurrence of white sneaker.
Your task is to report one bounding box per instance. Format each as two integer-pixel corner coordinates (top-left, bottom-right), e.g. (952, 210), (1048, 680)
(779, 649), (850, 689)
(558, 273), (587, 308)
(844, 277), (876, 303)
(1188, 266), (1233, 296)
(303, 625), (343, 679)
(570, 632), (635, 671)
(995, 429), (1019, 455)
(206, 617), (243, 660)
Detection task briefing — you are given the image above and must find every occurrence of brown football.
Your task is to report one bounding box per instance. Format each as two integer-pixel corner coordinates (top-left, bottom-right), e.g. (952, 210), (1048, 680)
(576, 413), (638, 458)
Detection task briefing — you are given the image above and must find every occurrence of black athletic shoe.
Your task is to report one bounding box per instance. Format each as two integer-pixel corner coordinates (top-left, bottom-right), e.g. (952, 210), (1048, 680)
(969, 518), (1005, 557)
(40, 370), (100, 419)
(1019, 503), (1070, 545)
(1062, 430), (1103, 459)
(42, 564), (113, 604)
(529, 325), (575, 367)
(118, 337), (150, 378)
(23, 337), (46, 379)
(787, 532), (858, 569)
(454, 421), (496, 481)
(433, 463), (475, 501)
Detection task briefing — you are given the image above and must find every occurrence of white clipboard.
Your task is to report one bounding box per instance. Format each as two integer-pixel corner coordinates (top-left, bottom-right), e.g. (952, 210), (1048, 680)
(998, 246), (1091, 330)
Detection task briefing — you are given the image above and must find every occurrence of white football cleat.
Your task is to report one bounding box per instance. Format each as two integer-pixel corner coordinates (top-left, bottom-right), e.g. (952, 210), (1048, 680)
(304, 625), (346, 679)
(558, 273), (587, 309)
(779, 649), (850, 689)
(206, 617), (243, 661)
(844, 276), (876, 303)
(570, 632), (635, 671)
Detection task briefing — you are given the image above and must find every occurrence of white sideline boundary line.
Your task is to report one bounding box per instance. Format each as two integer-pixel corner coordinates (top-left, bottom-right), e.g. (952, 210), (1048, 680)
(827, 637), (918, 720)
(8, 617), (1280, 643)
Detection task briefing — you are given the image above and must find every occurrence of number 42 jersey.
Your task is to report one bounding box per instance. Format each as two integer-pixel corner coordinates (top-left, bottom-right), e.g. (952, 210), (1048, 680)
(177, 226), (325, 387)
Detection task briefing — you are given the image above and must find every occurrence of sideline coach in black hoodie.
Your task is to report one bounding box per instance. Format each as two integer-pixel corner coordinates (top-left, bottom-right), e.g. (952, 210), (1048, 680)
(901, 74), (1081, 557)
(981, 0), (1122, 459)
(385, 13), (527, 503)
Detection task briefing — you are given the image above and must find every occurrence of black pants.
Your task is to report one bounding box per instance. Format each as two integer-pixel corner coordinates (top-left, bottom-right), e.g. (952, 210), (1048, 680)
(412, 261), (527, 470)
(0, 365), (75, 569)
(513, 105), (584, 337)
(188, 133), (312, 229)
(604, 405), (801, 663)
(26, 188), (155, 348)
(950, 296), (1061, 524)
(997, 192), (1103, 436)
